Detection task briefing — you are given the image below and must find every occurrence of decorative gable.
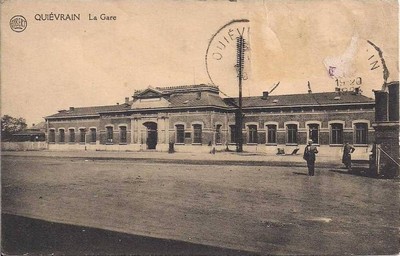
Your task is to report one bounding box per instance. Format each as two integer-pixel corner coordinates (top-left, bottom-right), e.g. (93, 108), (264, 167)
(134, 87), (163, 99)
(131, 97), (171, 109)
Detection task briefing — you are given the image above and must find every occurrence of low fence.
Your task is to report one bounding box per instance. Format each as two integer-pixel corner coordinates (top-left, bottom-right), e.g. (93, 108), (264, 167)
(1, 142), (48, 151)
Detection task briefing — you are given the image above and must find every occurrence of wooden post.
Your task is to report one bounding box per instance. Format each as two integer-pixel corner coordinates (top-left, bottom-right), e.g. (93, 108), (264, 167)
(236, 36), (245, 152)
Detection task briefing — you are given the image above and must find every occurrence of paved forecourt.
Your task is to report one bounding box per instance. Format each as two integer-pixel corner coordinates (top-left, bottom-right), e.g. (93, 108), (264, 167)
(1, 150), (342, 168)
(2, 153), (398, 255)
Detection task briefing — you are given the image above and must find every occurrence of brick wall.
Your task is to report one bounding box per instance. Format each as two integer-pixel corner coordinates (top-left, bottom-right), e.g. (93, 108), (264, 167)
(373, 123), (400, 177)
(48, 118), (100, 144)
(99, 117), (131, 145)
(46, 104), (375, 151)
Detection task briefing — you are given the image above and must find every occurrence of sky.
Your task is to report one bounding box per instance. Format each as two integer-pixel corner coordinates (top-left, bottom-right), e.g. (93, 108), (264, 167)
(1, 0), (399, 126)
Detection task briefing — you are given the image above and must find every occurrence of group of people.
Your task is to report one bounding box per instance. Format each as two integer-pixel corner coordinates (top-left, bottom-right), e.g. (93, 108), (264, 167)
(303, 139), (355, 176)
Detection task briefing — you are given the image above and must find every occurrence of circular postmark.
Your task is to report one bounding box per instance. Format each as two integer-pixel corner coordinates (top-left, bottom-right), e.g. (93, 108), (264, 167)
(10, 15), (27, 32)
(205, 19), (250, 95)
(326, 39), (391, 94)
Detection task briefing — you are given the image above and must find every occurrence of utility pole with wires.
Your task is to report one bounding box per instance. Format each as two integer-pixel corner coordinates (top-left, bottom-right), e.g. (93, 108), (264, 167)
(235, 36), (245, 152)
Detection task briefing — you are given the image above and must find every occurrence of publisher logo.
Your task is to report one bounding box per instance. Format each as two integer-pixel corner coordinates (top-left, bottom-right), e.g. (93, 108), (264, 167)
(10, 15), (27, 32)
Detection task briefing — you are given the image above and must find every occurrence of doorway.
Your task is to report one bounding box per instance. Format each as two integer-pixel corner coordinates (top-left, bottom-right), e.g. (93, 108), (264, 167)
(143, 122), (157, 149)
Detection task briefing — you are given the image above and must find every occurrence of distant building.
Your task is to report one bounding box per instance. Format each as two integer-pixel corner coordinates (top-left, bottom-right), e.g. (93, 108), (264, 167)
(45, 84), (375, 156)
(12, 122), (46, 142)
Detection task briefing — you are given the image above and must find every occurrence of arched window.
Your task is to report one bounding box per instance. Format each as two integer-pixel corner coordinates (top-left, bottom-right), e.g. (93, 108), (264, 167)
(355, 123), (368, 144)
(193, 124), (202, 144)
(330, 123), (343, 144)
(175, 124), (184, 143)
(286, 124), (298, 144)
(90, 128), (97, 143)
(215, 124), (222, 144)
(69, 128), (75, 143)
(106, 126), (113, 143)
(59, 129), (65, 143)
(248, 125), (258, 144)
(49, 129), (55, 143)
(308, 124), (319, 144)
(120, 126), (127, 144)
(229, 125), (237, 143)
(79, 128), (86, 143)
(266, 125), (277, 144)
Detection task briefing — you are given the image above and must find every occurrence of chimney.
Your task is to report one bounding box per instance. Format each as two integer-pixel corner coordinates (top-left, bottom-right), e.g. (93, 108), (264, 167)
(196, 91), (201, 100)
(125, 97), (130, 104)
(262, 91), (269, 99)
(374, 90), (389, 122)
(32, 123), (35, 127)
(69, 107), (75, 111)
(354, 87), (360, 94)
(388, 82), (399, 121)
(335, 87), (341, 93)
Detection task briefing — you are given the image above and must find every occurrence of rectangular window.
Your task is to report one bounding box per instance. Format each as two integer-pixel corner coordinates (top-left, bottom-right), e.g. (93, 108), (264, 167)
(59, 129), (65, 143)
(308, 124), (319, 144)
(176, 124), (184, 143)
(286, 124), (298, 144)
(193, 124), (202, 144)
(79, 129), (86, 143)
(215, 124), (222, 144)
(331, 123), (343, 144)
(267, 125), (277, 144)
(230, 125), (237, 143)
(90, 128), (96, 143)
(355, 123), (368, 144)
(120, 126), (127, 144)
(69, 129), (75, 143)
(248, 125), (258, 143)
(107, 127), (113, 143)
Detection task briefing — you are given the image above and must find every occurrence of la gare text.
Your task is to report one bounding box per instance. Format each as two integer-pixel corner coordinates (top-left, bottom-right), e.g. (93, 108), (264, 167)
(89, 14), (117, 21)
(34, 13), (117, 21)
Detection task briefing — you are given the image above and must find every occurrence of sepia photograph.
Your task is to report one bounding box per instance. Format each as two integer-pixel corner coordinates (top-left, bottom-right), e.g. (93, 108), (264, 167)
(1, 0), (399, 255)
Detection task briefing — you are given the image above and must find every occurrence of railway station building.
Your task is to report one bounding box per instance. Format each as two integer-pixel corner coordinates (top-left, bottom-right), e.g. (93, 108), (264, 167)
(45, 84), (375, 157)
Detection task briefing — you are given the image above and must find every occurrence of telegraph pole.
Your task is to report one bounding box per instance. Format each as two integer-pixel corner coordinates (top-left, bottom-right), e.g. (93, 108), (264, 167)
(236, 36), (245, 152)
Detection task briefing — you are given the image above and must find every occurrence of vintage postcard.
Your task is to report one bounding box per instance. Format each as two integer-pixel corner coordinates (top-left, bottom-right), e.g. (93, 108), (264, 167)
(1, 0), (399, 255)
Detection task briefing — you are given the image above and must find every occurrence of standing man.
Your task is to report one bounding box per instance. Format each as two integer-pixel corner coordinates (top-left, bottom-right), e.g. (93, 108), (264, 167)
(303, 139), (319, 176)
(342, 142), (355, 170)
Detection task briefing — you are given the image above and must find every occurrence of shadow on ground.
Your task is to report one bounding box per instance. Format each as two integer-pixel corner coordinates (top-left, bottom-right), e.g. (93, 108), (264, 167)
(1, 214), (255, 255)
(292, 172), (308, 176)
(328, 167), (375, 178)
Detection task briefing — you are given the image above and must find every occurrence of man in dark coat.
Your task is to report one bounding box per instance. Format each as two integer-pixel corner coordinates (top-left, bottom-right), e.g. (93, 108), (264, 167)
(342, 142), (355, 170)
(303, 139), (318, 176)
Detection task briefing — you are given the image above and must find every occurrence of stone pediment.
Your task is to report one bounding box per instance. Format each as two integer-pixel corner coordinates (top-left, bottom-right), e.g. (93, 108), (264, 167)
(135, 87), (163, 99)
(131, 97), (171, 109)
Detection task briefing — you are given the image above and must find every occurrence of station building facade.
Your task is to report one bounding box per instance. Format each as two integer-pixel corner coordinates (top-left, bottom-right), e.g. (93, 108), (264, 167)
(45, 84), (375, 157)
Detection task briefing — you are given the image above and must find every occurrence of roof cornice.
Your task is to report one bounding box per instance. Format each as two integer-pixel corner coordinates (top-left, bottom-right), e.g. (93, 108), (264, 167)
(240, 101), (375, 110)
(45, 114), (100, 120)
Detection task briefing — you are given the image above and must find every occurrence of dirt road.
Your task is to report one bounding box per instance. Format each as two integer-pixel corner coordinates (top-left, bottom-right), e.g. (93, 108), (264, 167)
(2, 155), (399, 254)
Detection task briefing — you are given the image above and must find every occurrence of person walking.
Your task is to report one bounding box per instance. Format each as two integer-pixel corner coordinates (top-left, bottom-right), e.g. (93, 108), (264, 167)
(303, 139), (318, 176)
(342, 142), (355, 170)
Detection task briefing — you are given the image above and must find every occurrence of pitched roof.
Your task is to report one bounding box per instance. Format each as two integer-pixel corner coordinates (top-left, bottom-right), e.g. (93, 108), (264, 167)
(13, 130), (45, 136)
(134, 84), (219, 97)
(46, 89), (374, 119)
(225, 92), (374, 108)
(168, 91), (229, 108)
(27, 121), (46, 130)
(46, 104), (131, 119)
